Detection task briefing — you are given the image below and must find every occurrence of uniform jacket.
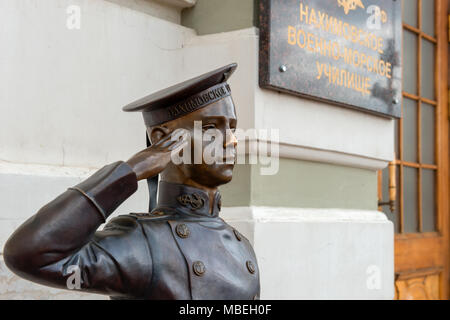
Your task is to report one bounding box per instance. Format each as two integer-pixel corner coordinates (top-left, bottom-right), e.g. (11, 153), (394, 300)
(3, 162), (260, 300)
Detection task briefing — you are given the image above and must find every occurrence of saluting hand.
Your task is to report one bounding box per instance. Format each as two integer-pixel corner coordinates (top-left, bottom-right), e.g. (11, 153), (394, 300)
(126, 131), (188, 181)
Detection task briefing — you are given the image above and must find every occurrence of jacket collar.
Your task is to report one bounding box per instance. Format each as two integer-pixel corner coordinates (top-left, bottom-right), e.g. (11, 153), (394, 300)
(153, 181), (222, 218)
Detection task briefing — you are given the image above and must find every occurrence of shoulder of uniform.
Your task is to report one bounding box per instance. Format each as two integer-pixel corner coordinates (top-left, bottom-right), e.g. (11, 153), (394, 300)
(94, 215), (145, 248)
(128, 210), (174, 221)
(226, 223), (251, 244)
(103, 214), (141, 230)
(93, 214), (152, 291)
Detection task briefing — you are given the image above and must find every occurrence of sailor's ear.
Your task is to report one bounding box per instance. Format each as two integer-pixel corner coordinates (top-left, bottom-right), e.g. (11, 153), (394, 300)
(147, 126), (171, 145)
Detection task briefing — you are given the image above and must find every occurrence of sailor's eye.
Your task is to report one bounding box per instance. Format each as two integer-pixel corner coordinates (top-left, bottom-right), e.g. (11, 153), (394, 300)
(202, 124), (216, 131)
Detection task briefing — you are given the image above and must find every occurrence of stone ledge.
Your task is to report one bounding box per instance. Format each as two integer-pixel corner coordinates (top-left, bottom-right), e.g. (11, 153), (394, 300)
(0, 167), (149, 221)
(222, 206), (389, 224)
(0, 160), (98, 178)
(222, 206), (394, 300)
(156, 0), (197, 8)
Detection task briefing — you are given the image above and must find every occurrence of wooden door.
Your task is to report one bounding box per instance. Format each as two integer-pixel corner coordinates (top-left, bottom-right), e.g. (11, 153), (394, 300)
(378, 0), (449, 300)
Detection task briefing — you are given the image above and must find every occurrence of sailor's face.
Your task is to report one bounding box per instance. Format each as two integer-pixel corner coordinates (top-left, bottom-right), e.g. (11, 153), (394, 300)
(168, 97), (238, 187)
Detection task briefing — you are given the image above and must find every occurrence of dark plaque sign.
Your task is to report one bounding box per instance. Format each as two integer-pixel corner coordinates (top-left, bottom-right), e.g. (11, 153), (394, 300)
(259, 0), (402, 118)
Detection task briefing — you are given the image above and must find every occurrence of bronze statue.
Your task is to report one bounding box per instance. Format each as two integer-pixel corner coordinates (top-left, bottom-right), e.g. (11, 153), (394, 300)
(3, 63), (260, 300)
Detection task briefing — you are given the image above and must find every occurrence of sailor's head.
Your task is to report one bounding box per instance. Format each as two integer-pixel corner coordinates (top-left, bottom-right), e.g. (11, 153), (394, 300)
(123, 64), (238, 187)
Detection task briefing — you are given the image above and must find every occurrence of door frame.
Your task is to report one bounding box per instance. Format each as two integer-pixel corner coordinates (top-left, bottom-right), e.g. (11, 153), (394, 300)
(392, 0), (449, 300)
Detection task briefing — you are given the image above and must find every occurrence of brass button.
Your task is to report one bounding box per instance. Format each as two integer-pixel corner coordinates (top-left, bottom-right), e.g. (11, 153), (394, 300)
(176, 224), (190, 238)
(192, 261), (206, 276)
(233, 229), (242, 241)
(246, 261), (256, 274)
(153, 211), (164, 216)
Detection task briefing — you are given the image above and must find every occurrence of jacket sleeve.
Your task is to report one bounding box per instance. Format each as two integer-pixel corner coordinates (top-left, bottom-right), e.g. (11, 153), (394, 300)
(3, 161), (152, 298)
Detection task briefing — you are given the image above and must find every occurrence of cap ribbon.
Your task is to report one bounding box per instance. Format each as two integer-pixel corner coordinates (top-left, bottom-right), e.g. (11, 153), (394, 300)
(143, 82), (231, 127)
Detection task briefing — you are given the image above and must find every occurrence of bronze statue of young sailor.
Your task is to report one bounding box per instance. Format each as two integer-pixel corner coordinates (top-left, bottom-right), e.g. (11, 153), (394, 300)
(3, 63), (260, 300)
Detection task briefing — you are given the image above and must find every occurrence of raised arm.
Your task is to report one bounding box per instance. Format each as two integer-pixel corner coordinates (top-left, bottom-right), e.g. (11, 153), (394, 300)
(3, 132), (187, 298)
(3, 162), (148, 297)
